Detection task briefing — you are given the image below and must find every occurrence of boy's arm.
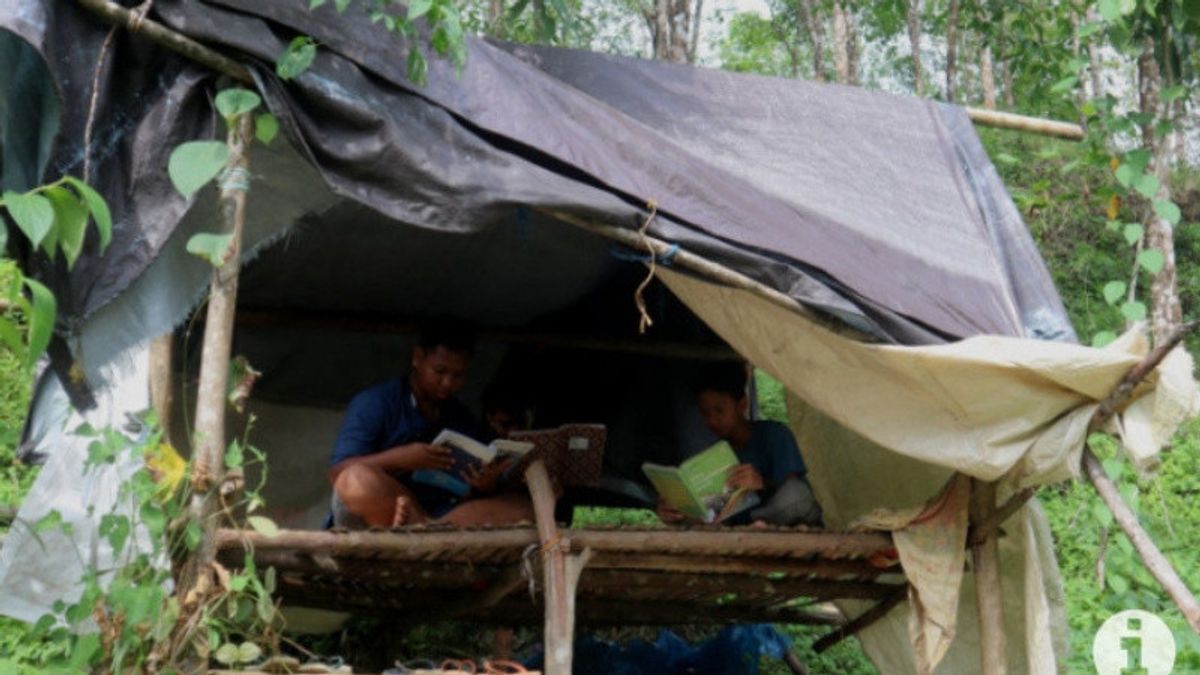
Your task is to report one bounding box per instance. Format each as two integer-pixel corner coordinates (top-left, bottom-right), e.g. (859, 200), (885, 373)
(328, 392), (454, 482)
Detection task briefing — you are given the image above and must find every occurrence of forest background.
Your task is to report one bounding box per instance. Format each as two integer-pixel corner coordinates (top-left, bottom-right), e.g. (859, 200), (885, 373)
(2, 0), (1200, 672)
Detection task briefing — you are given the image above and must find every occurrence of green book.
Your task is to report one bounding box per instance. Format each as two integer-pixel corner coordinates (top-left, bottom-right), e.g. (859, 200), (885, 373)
(642, 441), (758, 523)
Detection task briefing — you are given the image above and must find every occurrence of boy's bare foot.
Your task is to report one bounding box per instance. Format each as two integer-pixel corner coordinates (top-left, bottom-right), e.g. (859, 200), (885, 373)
(391, 495), (428, 527)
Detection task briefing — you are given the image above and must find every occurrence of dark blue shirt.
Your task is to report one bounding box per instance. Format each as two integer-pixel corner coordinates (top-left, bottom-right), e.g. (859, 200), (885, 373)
(331, 376), (481, 467)
(735, 420), (807, 486)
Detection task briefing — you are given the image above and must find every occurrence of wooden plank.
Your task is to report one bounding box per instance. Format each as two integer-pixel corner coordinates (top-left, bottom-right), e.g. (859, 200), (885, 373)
(589, 552), (885, 579)
(576, 569), (904, 601)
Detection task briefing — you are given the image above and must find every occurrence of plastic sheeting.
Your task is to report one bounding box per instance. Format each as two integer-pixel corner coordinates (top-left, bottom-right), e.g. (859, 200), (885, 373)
(658, 267), (1197, 674)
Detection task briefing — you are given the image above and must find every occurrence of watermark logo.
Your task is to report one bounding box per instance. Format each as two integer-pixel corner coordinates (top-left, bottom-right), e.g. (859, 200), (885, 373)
(1093, 610), (1176, 674)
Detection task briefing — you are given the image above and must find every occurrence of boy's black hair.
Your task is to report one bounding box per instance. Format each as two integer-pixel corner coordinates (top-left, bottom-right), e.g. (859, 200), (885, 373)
(417, 316), (476, 355)
(694, 361), (749, 399)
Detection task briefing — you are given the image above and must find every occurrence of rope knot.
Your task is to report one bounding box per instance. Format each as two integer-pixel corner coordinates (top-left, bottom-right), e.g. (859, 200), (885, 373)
(634, 200), (660, 335)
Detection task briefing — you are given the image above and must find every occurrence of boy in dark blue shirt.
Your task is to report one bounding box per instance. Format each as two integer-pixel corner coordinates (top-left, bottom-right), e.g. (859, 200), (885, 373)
(329, 320), (533, 528)
(658, 363), (822, 526)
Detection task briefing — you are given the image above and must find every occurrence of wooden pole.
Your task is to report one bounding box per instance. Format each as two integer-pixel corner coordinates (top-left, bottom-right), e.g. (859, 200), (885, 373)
(965, 107), (1084, 140)
(1083, 450), (1200, 633)
(178, 113), (255, 596)
(525, 460), (591, 675)
(812, 587), (907, 653)
(969, 478), (1007, 675)
(148, 332), (174, 440)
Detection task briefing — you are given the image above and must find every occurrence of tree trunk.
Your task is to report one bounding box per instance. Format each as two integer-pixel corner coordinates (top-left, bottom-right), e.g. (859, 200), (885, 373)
(1001, 59), (1015, 108)
(980, 43), (996, 110)
(1071, 10), (1086, 112)
(1086, 6), (1103, 98)
(945, 0), (960, 102)
(797, 0), (826, 82)
(647, 0), (692, 63)
(846, 7), (861, 85)
(832, 2), (850, 84)
(906, 0), (924, 94)
(1173, 97), (1187, 165)
(488, 0), (505, 38)
(1138, 39), (1183, 345)
(687, 0), (703, 63)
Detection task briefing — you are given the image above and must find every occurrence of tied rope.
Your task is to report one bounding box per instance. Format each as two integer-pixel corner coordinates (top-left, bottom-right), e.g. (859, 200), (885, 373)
(520, 533), (567, 599)
(219, 167), (251, 193)
(634, 200), (659, 334)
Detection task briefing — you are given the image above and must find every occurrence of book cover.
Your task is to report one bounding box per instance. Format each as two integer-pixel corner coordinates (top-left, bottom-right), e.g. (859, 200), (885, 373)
(642, 441), (759, 523)
(413, 430), (533, 496)
(508, 423), (606, 487)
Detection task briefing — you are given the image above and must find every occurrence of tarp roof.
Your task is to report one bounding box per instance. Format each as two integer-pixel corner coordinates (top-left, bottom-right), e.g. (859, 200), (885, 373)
(2, 0), (1076, 367)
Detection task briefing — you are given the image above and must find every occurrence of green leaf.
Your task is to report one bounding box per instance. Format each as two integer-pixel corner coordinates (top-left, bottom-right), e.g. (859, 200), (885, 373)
(99, 514), (131, 555)
(247, 515), (280, 538)
(22, 277), (56, 369)
(225, 439), (244, 470)
(407, 48), (428, 85)
(1114, 163), (1136, 188)
(1102, 458), (1125, 481)
(1102, 281), (1126, 305)
(1122, 223), (1143, 245)
(309, 0), (327, 7)
(215, 643), (240, 666)
(1098, 0), (1120, 20)
(1107, 569), (1130, 595)
(408, 0), (433, 20)
(230, 574), (249, 592)
(1120, 300), (1147, 322)
(236, 642), (263, 664)
(168, 141), (228, 198)
(215, 88), (261, 121)
(255, 113), (279, 145)
(185, 519), (203, 551)
(1138, 249), (1165, 274)
(1092, 330), (1118, 348)
(140, 501), (166, 537)
(1118, 0), (1136, 14)
(44, 186), (89, 269)
(334, 0), (352, 11)
(1050, 76), (1078, 94)
(1134, 173), (1160, 200)
(1078, 21), (1103, 38)
(186, 232), (234, 267)
(994, 153), (1018, 165)
(1092, 501), (1114, 527)
(264, 566), (277, 594)
(1124, 148), (1151, 172)
(1162, 85), (1187, 103)
(1105, 219), (1122, 232)
(3, 190), (55, 248)
(1153, 200), (1181, 225)
(63, 176), (112, 252)
(35, 510), (63, 534)
(277, 37), (317, 81)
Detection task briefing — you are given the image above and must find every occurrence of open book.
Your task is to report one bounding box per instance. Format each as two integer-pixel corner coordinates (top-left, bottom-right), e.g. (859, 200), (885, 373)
(411, 429), (534, 497)
(642, 440), (759, 523)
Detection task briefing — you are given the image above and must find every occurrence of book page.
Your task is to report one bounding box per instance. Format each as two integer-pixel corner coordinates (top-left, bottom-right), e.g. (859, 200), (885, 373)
(642, 463), (710, 521)
(678, 441), (739, 500)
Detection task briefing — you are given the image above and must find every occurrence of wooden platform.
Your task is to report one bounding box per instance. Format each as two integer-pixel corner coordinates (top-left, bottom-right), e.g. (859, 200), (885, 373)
(215, 523), (902, 627)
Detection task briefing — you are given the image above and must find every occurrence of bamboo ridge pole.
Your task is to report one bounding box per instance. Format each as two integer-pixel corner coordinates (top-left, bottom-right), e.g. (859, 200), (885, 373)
(178, 113), (255, 595)
(965, 107), (1085, 141)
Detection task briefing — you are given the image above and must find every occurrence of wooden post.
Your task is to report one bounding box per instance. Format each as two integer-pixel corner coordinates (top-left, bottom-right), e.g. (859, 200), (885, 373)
(969, 478), (1007, 675)
(148, 332), (174, 440)
(525, 460), (591, 675)
(178, 112), (255, 596)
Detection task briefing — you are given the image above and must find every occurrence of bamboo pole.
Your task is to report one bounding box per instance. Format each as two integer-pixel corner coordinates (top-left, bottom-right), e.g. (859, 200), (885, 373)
(178, 113), (255, 596)
(148, 332), (174, 440)
(965, 107), (1084, 140)
(969, 479), (1007, 675)
(217, 527), (894, 560)
(812, 587), (907, 653)
(525, 460), (591, 675)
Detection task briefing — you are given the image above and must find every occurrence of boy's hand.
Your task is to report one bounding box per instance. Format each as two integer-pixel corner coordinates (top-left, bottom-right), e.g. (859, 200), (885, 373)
(402, 443), (455, 470)
(656, 496), (686, 523)
(726, 463), (764, 491)
(465, 458), (512, 495)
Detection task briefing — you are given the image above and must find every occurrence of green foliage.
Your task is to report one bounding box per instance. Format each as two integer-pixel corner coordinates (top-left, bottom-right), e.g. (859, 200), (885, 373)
(186, 232), (235, 268)
(1, 176), (113, 268)
(168, 140), (230, 198)
(277, 36), (318, 81)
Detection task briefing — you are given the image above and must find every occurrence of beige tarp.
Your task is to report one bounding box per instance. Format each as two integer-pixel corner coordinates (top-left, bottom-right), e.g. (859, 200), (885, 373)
(658, 267), (1199, 674)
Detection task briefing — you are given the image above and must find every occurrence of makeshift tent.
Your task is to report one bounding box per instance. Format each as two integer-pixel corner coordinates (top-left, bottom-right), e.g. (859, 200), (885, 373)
(0, 1), (1196, 673)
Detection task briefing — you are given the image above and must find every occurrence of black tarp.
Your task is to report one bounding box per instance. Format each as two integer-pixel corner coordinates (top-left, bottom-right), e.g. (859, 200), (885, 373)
(0, 0), (1075, 375)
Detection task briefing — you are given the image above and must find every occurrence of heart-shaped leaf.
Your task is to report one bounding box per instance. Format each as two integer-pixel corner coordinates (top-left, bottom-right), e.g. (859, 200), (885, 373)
(247, 515), (280, 538)
(1120, 300), (1147, 322)
(1092, 330), (1117, 348)
(1114, 163), (1135, 188)
(255, 113), (279, 145)
(1138, 249), (1165, 275)
(63, 177), (112, 252)
(215, 643), (240, 666)
(1134, 173), (1160, 200)
(1098, 0), (1120, 20)
(1102, 281), (1126, 305)
(44, 186), (89, 269)
(169, 141), (228, 198)
(1122, 223), (1143, 245)
(22, 278), (56, 369)
(277, 37), (317, 81)
(235, 642), (263, 664)
(186, 232), (234, 267)
(3, 191), (54, 248)
(1153, 200), (1181, 225)
(215, 88), (261, 121)
(408, 0), (433, 20)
